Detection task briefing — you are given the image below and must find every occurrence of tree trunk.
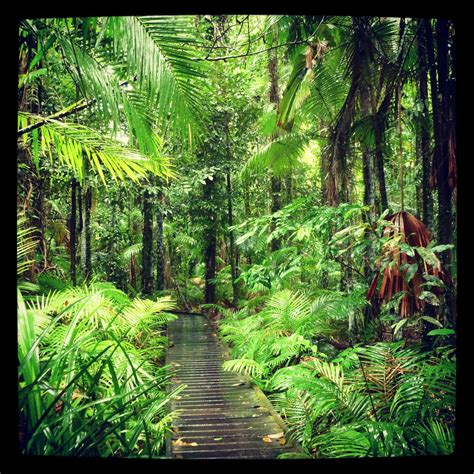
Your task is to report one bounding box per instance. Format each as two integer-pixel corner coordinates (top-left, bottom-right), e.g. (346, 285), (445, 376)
(226, 170), (239, 306)
(204, 177), (217, 304)
(69, 178), (77, 285)
(417, 18), (433, 229)
(141, 189), (154, 294)
(80, 184), (92, 281)
(156, 187), (165, 291)
(268, 40), (282, 252)
(373, 93), (390, 213)
(360, 84), (376, 222)
(270, 175), (282, 252)
(435, 19), (453, 266)
(285, 174), (293, 204)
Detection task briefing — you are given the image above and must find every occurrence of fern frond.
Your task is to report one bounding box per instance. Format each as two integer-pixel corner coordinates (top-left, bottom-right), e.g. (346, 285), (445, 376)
(222, 358), (265, 378)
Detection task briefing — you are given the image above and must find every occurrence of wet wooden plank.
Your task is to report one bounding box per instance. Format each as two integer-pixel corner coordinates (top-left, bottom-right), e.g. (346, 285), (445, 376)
(165, 313), (301, 459)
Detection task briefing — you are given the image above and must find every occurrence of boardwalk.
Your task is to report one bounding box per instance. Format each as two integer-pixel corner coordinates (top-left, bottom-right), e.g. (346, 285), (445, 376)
(166, 313), (300, 459)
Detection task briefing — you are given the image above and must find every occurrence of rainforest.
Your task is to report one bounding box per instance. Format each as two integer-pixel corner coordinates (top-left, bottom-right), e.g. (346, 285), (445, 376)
(17, 15), (457, 460)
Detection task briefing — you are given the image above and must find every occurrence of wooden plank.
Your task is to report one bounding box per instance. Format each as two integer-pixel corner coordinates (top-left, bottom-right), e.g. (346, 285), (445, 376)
(165, 313), (302, 459)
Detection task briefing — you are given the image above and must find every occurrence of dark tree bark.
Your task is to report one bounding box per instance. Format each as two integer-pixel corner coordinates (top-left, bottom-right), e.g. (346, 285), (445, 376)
(270, 175), (282, 252)
(226, 170), (239, 306)
(360, 83), (376, 221)
(204, 177), (217, 304)
(435, 19), (453, 265)
(373, 92), (390, 212)
(425, 19), (456, 324)
(84, 186), (92, 280)
(156, 187), (165, 291)
(69, 178), (77, 285)
(141, 189), (154, 294)
(268, 42), (282, 252)
(285, 175), (293, 204)
(80, 184), (92, 281)
(417, 18), (434, 229)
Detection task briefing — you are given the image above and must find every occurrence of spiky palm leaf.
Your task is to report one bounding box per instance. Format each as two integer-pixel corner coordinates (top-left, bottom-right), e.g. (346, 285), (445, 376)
(18, 112), (173, 185)
(107, 16), (209, 145)
(241, 130), (309, 180)
(17, 214), (38, 277)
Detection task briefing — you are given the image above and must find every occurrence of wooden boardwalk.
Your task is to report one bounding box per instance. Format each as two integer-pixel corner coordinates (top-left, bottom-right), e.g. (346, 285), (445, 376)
(166, 313), (300, 459)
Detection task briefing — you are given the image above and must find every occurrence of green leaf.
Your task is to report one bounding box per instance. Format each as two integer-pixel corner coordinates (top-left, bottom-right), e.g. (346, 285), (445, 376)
(391, 318), (408, 336)
(427, 329), (455, 337)
(418, 292), (440, 306)
(419, 315), (443, 327)
(430, 244), (454, 254)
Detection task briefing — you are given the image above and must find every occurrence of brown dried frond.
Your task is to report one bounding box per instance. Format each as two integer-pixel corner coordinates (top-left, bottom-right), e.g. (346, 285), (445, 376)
(367, 211), (450, 318)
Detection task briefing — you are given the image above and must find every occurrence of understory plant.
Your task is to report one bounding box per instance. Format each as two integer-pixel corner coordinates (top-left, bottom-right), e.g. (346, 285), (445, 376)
(217, 289), (455, 458)
(18, 281), (183, 457)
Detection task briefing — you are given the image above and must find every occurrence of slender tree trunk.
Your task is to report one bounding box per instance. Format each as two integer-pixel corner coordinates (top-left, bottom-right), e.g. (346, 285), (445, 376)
(226, 170), (239, 306)
(270, 175), (282, 252)
(69, 178), (77, 285)
(417, 18), (433, 229)
(373, 93), (390, 212)
(435, 19), (453, 266)
(155, 187), (165, 291)
(361, 84), (376, 222)
(436, 19), (456, 325)
(80, 184), (92, 281)
(204, 177), (217, 304)
(425, 18), (456, 324)
(141, 189), (154, 294)
(285, 174), (293, 204)
(268, 39), (282, 252)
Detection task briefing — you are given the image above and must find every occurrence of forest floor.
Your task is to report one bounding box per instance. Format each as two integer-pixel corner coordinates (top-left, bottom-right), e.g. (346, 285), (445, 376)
(166, 313), (300, 459)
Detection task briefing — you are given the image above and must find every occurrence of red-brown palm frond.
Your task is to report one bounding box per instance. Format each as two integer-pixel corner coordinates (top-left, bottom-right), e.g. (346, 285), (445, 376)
(367, 211), (449, 318)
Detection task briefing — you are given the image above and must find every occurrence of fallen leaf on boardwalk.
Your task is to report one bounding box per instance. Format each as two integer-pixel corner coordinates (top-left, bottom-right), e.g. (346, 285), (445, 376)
(213, 437), (223, 441)
(262, 436), (272, 443)
(231, 382), (245, 386)
(278, 438), (287, 445)
(267, 432), (284, 439)
(211, 333), (217, 337)
(172, 438), (199, 447)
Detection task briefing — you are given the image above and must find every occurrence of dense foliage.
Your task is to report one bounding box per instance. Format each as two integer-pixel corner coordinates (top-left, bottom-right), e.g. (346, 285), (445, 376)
(17, 14), (456, 459)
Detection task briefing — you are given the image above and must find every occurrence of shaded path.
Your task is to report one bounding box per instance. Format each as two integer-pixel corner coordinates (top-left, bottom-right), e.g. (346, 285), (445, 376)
(166, 313), (300, 459)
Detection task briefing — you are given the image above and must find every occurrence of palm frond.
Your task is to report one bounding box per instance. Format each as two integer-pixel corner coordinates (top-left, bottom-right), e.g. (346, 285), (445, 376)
(241, 131), (308, 180)
(108, 16), (209, 145)
(17, 214), (37, 276)
(18, 112), (173, 185)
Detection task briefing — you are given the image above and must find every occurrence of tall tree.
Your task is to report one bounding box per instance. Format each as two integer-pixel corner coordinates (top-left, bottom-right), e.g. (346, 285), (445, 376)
(416, 18), (434, 229)
(80, 184), (92, 281)
(69, 178), (77, 285)
(268, 30), (282, 252)
(155, 186), (165, 291)
(434, 19), (453, 265)
(203, 175), (217, 304)
(141, 189), (154, 294)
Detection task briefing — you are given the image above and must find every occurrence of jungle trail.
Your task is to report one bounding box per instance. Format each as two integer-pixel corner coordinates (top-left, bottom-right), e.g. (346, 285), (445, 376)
(17, 15), (457, 460)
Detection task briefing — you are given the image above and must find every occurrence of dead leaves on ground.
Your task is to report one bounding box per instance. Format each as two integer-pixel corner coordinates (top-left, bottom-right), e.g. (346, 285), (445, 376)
(172, 438), (198, 447)
(262, 432), (286, 445)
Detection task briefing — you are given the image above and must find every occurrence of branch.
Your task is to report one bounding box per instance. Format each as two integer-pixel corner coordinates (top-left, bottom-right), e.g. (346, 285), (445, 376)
(18, 99), (92, 137)
(192, 40), (309, 61)
(17, 80), (129, 137)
